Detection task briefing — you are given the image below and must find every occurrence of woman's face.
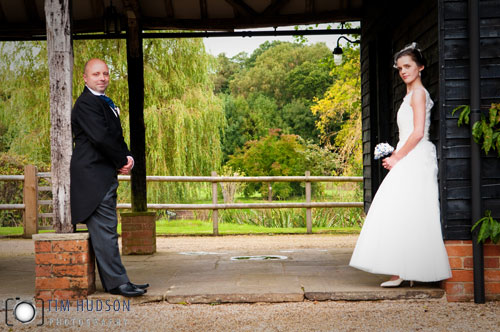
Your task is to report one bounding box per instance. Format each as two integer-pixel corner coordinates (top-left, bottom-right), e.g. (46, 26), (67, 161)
(395, 55), (423, 85)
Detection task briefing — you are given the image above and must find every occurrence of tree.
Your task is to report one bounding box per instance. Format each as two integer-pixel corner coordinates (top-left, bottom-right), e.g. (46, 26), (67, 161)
(280, 100), (320, 143)
(221, 93), (279, 160)
(311, 45), (362, 175)
(228, 129), (338, 199)
(218, 41), (332, 153)
(0, 38), (226, 202)
(229, 42), (332, 107)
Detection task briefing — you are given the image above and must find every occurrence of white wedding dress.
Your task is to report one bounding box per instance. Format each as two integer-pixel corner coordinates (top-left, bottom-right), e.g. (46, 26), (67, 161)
(349, 89), (452, 282)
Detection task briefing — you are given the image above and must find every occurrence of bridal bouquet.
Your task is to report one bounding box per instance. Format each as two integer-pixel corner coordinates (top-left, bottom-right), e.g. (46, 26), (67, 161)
(374, 143), (394, 160)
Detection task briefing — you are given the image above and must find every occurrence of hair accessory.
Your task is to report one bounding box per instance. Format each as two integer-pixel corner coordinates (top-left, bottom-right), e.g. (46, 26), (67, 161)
(393, 42), (423, 68)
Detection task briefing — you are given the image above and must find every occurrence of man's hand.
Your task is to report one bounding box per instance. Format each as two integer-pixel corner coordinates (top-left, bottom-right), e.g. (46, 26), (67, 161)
(118, 156), (134, 175)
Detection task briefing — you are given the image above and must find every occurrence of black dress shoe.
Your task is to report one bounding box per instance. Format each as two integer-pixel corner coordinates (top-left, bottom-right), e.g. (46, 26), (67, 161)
(129, 281), (149, 289)
(109, 283), (145, 297)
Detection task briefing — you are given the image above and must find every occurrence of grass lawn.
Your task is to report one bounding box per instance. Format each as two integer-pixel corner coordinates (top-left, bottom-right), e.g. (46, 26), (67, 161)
(0, 220), (360, 237)
(0, 227), (55, 236)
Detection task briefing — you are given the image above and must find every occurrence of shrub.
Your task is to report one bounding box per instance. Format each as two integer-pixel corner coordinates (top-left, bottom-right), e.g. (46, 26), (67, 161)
(227, 129), (339, 199)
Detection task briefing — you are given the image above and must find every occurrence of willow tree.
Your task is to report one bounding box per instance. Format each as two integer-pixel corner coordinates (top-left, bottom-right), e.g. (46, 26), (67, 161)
(0, 38), (225, 203)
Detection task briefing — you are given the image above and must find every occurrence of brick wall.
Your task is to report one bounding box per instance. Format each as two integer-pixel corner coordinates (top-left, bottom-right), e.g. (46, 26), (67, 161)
(33, 233), (95, 303)
(121, 212), (156, 255)
(442, 240), (500, 301)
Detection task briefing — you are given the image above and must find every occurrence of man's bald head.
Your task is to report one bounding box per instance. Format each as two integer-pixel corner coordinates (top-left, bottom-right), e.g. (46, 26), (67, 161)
(84, 58), (108, 75)
(83, 59), (110, 94)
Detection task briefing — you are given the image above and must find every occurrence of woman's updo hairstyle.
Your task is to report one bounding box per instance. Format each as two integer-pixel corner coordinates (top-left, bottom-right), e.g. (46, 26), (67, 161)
(393, 42), (427, 68)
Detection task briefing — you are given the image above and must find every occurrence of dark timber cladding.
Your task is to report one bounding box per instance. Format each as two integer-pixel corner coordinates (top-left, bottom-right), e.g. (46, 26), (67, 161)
(361, 0), (439, 211)
(361, 0), (500, 241)
(439, 0), (500, 239)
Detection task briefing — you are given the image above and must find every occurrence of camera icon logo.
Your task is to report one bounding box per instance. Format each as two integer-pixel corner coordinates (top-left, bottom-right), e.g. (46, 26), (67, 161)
(4, 297), (44, 326)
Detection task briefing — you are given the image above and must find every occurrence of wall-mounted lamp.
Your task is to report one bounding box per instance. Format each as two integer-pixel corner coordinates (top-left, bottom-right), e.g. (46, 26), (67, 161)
(104, 0), (121, 35)
(332, 35), (360, 65)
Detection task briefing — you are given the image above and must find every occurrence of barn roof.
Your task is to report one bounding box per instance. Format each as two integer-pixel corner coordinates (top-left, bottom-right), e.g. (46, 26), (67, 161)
(0, 0), (363, 41)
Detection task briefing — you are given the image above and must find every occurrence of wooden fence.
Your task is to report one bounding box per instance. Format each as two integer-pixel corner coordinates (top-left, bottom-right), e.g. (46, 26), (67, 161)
(0, 166), (363, 237)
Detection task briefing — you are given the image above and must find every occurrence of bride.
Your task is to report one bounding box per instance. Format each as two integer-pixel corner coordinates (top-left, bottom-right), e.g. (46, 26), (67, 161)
(349, 43), (452, 287)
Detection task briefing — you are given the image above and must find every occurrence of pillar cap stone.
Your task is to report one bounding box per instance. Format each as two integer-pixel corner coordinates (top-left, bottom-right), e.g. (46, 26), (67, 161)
(32, 232), (90, 241)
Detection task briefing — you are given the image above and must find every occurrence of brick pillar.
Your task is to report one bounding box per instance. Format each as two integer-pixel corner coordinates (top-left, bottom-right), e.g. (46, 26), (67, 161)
(121, 212), (156, 255)
(484, 242), (500, 300)
(442, 240), (500, 301)
(33, 233), (95, 302)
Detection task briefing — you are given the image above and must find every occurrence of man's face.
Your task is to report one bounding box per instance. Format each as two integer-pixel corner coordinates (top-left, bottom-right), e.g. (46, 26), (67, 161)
(83, 59), (110, 94)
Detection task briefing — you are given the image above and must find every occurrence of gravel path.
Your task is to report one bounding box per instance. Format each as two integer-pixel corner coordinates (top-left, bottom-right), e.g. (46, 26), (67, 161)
(7, 298), (499, 331)
(156, 234), (359, 252)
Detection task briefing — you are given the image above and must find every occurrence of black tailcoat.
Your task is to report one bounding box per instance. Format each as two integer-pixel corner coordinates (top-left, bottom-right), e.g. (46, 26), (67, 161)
(70, 87), (130, 224)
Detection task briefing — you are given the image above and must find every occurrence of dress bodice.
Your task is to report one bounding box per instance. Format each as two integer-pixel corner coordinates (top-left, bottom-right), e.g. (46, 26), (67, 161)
(397, 89), (434, 145)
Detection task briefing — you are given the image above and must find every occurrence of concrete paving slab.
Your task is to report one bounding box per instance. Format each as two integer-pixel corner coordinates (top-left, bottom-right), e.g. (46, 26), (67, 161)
(0, 236), (446, 307)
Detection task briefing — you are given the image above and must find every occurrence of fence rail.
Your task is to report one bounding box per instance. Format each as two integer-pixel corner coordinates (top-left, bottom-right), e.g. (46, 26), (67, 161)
(1, 166), (364, 237)
(117, 175), (363, 183)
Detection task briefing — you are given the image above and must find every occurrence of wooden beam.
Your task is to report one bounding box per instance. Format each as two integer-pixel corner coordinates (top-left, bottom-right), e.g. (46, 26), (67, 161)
(224, 0), (257, 17)
(262, 0), (291, 16)
(164, 0), (174, 17)
(44, 0), (74, 233)
(199, 0), (208, 19)
(24, 0), (41, 23)
(0, 2), (6, 23)
(306, 0), (314, 14)
(126, 12), (147, 212)
(142, 8), (363, 30)
(121, 0), (142, 19)
(90, 0), (105, 16)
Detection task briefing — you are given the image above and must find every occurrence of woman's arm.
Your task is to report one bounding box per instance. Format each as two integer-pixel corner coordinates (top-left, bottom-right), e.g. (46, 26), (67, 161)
(382, 89), (426, 170)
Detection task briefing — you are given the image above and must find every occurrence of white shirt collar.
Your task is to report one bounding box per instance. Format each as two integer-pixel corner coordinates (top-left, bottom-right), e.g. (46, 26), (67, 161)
(86, 85), (105, 96)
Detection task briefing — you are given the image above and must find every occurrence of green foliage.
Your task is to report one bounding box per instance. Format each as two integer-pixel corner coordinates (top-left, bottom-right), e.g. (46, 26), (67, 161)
(311, 45), (362, 175)
(216, 42), (331, 156)
(213, 53), (244, 94)
(227, 129), (338, 199)
(280, 100), (320, 143)
(221, 93), (280, 159)
(471, 210), (500, 244)
(451, 105), (470, 127)
(229, 42), (332, 107)
(0, 153), (30, 226)
(244, 40), (285, 69)
(219, 206), (363, 229)
(0, 38), (225, 204)
(453, 103), (500, 156)
(453, 103), (500, 242)
(0, 42), (51, 164)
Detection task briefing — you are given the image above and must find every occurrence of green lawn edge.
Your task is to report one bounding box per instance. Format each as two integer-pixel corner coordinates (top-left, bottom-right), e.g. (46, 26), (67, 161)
(0, 220), (360, 237)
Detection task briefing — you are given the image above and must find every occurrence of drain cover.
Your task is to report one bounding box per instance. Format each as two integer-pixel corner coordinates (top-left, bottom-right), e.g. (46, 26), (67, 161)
(230, 255), (288, 261)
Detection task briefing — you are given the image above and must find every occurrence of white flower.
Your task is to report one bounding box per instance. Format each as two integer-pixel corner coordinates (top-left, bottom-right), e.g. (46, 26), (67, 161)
(374, 143), (394, 160)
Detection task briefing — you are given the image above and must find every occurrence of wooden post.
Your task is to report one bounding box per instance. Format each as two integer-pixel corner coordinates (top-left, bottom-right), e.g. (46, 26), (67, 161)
(44, 0), (74, 233)
(126, 10), (147, 212)
(23, 165), (38, 238)
(268, 183), (273, 201)
(212, 171), (219, 236)
(305, 171), (312, 234)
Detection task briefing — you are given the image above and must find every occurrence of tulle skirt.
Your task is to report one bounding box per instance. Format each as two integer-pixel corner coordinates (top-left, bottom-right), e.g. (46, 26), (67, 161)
(349, 139), (452, 281)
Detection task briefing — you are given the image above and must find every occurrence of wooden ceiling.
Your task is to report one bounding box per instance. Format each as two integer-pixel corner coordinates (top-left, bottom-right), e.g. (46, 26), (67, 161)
(0, 0), (363, 40)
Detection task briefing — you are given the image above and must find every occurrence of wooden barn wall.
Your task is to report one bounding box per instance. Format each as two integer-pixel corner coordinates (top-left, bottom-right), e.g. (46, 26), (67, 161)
(439, 0), (500, 240)
(361, 0), (439, 211)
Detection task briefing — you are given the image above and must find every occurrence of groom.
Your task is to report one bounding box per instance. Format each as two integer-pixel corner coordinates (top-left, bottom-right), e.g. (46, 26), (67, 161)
(70, 58), (148, 297)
